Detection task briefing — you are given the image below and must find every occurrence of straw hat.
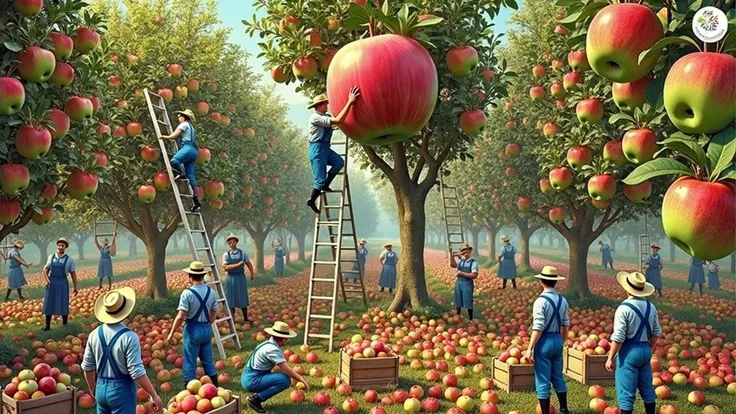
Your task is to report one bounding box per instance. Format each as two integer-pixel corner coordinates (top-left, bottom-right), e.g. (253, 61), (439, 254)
(264, 321), (297, 339)
(650, 243), (661, 250)
(534, 265), (565, 281)
(501, 235), (510, 242)
(383, 242), (393, 248)
(359, 239), (367, 245)
(174, 109), (196, 121)
(183, 261), (208, 275)
(94, 287), (136, 324)
(616, 271), (655, 297)
(13, 240), (24, 249)
(56, 238), (69, 248)
(307, 94), (329, 109)
(459, 243), (473, 252)
(598, 240), (603, 244)
(225, 234), (239, 243)
(273, 239), (282, 246)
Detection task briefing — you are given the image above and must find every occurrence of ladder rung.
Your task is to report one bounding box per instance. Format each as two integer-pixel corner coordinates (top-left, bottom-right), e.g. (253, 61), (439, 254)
(311, 296), (334, 301)
(157, 119), (170, 125)
(180, 193), (194, 198)
(317, 221), (341, 226)
(202, 263), (215, 268)
(316, 242), (338, 246)
(308, 333), (332, 339)
(216, 298), (227, 303)
(185, 211), (201, 216)
(313, 260), (337, 265)
(220, 333), (237, 341)
(190, 229), (206, 233)
(96, 233), (115, 237)
(341, 270), (360, 274)
(309, 315), (332, 320)
(95, 221), (116, 224)
(195, 247), (210, 251)
(312, 278), (336, 282)
(214, 317), (231, 324)
(323, 205), (345, 209)
(206, 280), (221, 286)
(331, 141), (347, 145)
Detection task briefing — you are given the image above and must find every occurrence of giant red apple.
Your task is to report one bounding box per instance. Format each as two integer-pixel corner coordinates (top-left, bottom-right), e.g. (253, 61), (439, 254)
(15, 125), (52, 160)
(612, 77), (649, 111)
(72, 27), (100, 54)
(326, 34), (437, 146)
(549, 167), (573, 190)
(623, 180), (651, 203)
(622, 128), (658, 164)
(0, 77), (25, 116)
(17, 46), (56, 83)
(663, 52), (735, 134)
(587, 174), (616, 201)
(67, 170), (98, 201)
(586, 3), (663, 82)
(567, 146), (592, 170)
(50, 32), (74, 61)
(446, 46), (478, 77)
(0, 164), (30, 196)
(661, 177), (735, 260)
(459, 110), (486, 136)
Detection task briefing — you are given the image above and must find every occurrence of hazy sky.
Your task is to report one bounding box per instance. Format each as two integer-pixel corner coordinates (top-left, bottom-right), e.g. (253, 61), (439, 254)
(216, 1), (520, 133)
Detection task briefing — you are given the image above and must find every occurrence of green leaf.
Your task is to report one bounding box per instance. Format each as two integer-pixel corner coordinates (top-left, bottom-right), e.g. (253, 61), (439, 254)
(555, 0), (581, 6)
(638, 36), (699, 64)
(645, 77), (665, 107)
(707, 126), (736, 180)
(412, 17), (444, 29)
(4, 41), (23, 52)
(675, 0), (689, 13)
(623, 158), (693, 185)
(558, 11), (582, 24)
(720, 166), (736, 180)
(608, 112), (636, 125)
(566, 33), (587, 48)
(721, 29), (736, 53)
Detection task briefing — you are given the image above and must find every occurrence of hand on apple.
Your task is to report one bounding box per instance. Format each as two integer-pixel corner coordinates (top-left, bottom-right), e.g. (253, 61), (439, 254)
(347, 86), (361, 104)
(151, 395), (163, 412)
(524, 349), (534, 363)
(605, 358), (615, 372)
(298, 379), (310, 390)
(73, 287), (79, 295)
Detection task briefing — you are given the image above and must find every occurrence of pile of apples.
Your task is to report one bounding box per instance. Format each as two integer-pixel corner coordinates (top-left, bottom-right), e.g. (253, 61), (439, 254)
(341, 334), (393, 358)
(2, 363), (71, 401)
(497, 346), (532, 365)
(162, 379), (233, 414)
(568, 334), (612, 355)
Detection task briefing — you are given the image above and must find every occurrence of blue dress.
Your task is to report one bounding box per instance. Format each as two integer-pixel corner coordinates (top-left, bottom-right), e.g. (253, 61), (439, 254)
(43, 255), (70, 316)
(644, 254), (662, 290)
(707, 263), (720, 289)
(348, 247), (367, 281)
(379, 251), (397, 289)
(224, 249), (249, 308)
(454, 258), (475, 309)
(498, 244), (517, 280)
(7, 248), (27, 289)
(688, 258), (705, 284)
(98, 246), (113, 279)
(600, 243), (614, 268)
(274, 246), (285, 274)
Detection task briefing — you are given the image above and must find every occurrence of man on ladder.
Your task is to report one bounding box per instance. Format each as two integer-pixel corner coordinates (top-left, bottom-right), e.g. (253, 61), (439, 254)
(159, 108), (201, 212)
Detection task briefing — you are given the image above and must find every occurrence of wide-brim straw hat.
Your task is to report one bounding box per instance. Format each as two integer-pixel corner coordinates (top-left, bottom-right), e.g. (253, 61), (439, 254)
(650, 243), (661, 250)
(617, 271), (655, 297)
(501, 235), (510, 242)
(459, 243), (473, 252)
(264, 321), (297, 338)
(56, 238), (69, 247)
(535, 265), (565, 281)
(359, 239), (367, 245)
(174, 109), (196, 121)
(13, 240), (24, 249)
(383, 242), (393, 248)
(94, 287), (136, 324)
(183, 260), (208, 275)
(307, 94), (329, 109)
(225, 233), (239, 243)
(273, 240), (282, 246)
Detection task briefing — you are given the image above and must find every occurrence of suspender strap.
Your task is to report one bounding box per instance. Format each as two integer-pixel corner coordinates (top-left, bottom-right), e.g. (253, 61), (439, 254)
(187, 287), (211, 322)
(622, 301), (652, 342)
(247, 341), (272, 370)
(540, 294), (563, 333)
(98, 327), (131, 379)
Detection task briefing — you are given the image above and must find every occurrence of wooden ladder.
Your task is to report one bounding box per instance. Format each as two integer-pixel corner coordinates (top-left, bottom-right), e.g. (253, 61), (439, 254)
(304, 140), (367, 352)
(639, 234), (651, 273)
(143, 89), (240, 359)
(440, 174), (465, 255)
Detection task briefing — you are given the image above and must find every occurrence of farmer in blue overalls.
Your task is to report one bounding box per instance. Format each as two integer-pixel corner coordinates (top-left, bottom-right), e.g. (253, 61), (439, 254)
(688, 256), (705, 294)
(272, 238), (286, 277)
(242, 321), (309, 414)
(524, 266), (570, 414)
(707, 261), (720, 290)
(305, 87), (360, 214)
(379, 242), (397, 293)
(5, 240), (31, 301)
(82, 287), (162, 414)
(450, 243), (478, 320)
(95, 232), (117, 290)
(42, 238), (78, 331)
(498, 235), (517, 289)
(598, 240), (615, 270)
(223, 234), (255, 322)
(166, 261), (218, 387)
(606, 271), (661, 414)
(643, 243), (663, 297)
(348, 239), (368, 284)
(159, 109), (201, 212)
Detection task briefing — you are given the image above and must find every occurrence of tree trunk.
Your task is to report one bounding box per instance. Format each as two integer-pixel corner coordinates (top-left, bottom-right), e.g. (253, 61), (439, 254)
(484, 224), (498, 260)
(35, 242), (49, 264)
(669, 239), (676, 262)
(609, 234), (619, 253)
(730, 252), (735, 274)
(286, 233), (292, 265)
(470, 228), (480, 253)
(74, 238), (87, 260)
(250, 232), (267, 273)
(128, 237), (138, 256)
(625, 237), (632, 252)
(565, 236), (592, 298)
(143, 238), (169, 298)
(516, 218), (538, 273)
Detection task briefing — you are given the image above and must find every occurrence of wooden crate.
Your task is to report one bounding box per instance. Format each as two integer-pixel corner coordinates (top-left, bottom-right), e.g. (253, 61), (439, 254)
(338, 350), (399, 389)
(563, 346), (615, 385)
(492, 358), (535, 392)
(209, 394), (241, 414)
(1, 386), (75, 414)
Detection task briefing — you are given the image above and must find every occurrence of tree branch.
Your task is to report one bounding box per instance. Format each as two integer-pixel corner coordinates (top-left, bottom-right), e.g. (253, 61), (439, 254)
(361, 145), (394, 181)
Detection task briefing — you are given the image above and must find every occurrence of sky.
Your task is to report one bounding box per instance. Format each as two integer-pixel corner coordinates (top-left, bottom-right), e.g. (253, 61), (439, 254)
(216, 1), (520, 133)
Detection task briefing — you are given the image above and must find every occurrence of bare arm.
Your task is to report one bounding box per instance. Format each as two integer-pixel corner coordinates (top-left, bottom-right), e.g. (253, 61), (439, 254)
(134, 376), (162, 412)
(44, 266), (50, 285)
(209, 310), (216, 325)
(277, 362), (309, 389)
(330, 87), (360, 125)
(246, 261), (255, 280)
(605, 341), (623, 372)
(160, 128), (183, 140)
(71, 271), (78, 294)
(167, 310), (187, 342)
(94, 238), (102, 250)
(649, 334), (658, 349)
(524, 330), (542, 363)
(449, 253), (458, 268)
(13, 255), (32, 267)
(83, 370), (96, 397)
(110, 237), (117, 256)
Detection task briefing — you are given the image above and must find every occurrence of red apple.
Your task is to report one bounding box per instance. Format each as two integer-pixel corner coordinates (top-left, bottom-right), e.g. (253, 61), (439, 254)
(49, 32), (74, 61)
(446, 46), (479, 77)
(563, 71), (583, 92)
(67, 170), (98, 201)
(622, 128), (658, 164)
(588, 174), (616, 201)
(15, 125), (52, 160)
(549, 206), (566, 224)
(0, 200), (21, 225)
(0, 164), (30, 196)
(576, 98), (604, 123)
(603, 140), (626, 167)
(567, 146), (593, 170)
(612, 77), (649, 111)
(17, 46), (56, 83)
(0, 77), (25, 116)
(459, 110), (486, 135)
(623, 180), (652, 203)
(64, 96), (93, 122)
(568, 50), (590, 72)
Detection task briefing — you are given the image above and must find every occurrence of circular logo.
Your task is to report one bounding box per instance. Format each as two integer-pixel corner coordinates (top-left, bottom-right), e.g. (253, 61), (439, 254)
(692, 7), (727, 43)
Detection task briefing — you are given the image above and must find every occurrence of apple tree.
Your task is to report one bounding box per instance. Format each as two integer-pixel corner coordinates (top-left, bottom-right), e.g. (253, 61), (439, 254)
(0, 0), (109, 241)
(245, 0), (517, 310)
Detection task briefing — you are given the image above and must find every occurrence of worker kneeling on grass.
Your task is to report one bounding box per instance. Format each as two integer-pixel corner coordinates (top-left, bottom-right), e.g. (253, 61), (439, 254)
(242, 321), (309, 413)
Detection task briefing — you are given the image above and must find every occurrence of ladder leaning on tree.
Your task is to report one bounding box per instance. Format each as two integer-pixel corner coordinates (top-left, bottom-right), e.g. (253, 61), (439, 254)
(143, 89), (240, 359)
(439, 174), (466, 256)
(304, 139), (367, 352)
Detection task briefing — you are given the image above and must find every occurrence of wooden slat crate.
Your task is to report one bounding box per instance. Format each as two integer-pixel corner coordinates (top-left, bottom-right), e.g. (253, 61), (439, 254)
(563, 346), (615, 385)
(209, 394), (241, 414)
(1, 386), (76, 414)
(492, 358), (535, 392)
(338, 350), (399, 389)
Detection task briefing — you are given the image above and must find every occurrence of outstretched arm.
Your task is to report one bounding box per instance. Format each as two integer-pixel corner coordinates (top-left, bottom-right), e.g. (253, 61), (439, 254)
(330, 87), (360, 125)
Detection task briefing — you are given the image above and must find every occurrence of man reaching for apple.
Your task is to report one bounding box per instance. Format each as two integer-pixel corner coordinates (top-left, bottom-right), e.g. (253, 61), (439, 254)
(305, 87), (360, 214)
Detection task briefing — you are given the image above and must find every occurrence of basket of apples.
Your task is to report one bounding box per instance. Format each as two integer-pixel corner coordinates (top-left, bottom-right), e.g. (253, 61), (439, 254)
(338, 335), (398, 388)
(162, 379), (240, 414)
(1, 363), (76, 414)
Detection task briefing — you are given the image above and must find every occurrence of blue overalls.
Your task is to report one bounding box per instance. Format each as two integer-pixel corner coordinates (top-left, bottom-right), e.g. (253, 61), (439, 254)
(309, 118), (344, 190)
(7, 249), (27, 289)
(378, 251), (397, 289)
(98, 246), (113, 279)
(171, 122), (198, 187)
(348, 247), (367, 280)
(274, 246), (285, 275)
(601, 244), (613, 268)
(43, 255), (70, 316)
(644, 254), (662, 290)
(182, 287), (216, 381)
(708, 264), (720, 289)
(454, 258), (475, 309)
(95, 327), (136, 414)
(240, 341), (290, 401)
(498, 245), (517, 279)
(533, 293), (567, 399)
(615, 299), (656, 411)
(224, 249), (249, 308)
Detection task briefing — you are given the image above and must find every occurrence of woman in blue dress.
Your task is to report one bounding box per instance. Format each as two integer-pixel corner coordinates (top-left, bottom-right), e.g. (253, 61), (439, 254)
(347, 239), (367, 284)
(223, 234), (255, 322)
(497, 235), (517, 289)
(95, 233), (117, 290)
(707, 261), (720, 290)
(643, 243), (663, 297)
(688, 257), (705, 294)
(5, 241), (32, 301)
(272, 238), (285, 277)
(379, 243), (397, 293)
(598, 240), (615, 270)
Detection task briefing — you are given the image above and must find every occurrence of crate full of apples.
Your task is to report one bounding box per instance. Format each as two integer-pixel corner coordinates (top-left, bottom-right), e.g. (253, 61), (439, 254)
(1, 363), (76, 414)
(492, 346), (534, 392)
(162, 379), (240, 414)
(341, 335), (393, 359)
(339, 335), (399, 388)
